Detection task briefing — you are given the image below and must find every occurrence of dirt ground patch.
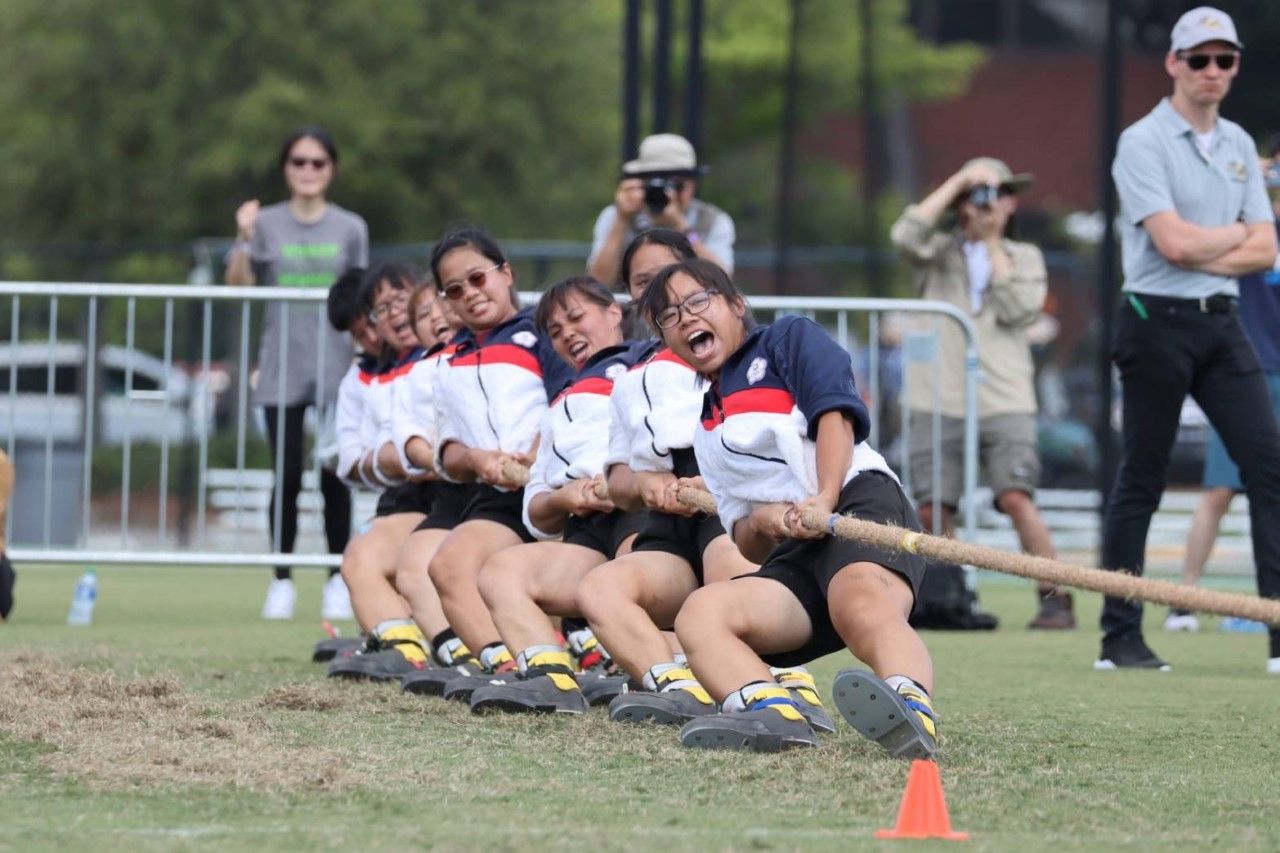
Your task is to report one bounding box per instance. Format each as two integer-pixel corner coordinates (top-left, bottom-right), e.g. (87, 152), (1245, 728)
(0, 651), (370, 792)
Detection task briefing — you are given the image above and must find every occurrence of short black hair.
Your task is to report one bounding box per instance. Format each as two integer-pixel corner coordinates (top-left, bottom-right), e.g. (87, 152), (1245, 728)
(534, 275), (616, 334)
(620, 228), (696, 291)
(360, 261), (422, 311)
(429, 227), (508, 291)
(327, 266), (367, 332)
(278, 126), (339, 172)
(637, 258), (750, 331)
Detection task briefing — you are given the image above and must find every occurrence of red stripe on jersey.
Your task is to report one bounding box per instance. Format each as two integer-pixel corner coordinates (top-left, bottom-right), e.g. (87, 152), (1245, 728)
(650, 348), (693, 368)
(702, 387), (795, 430)
(550, 376), (613, 406)
(376, 361), (416, 383)
(449, 343), (543, 376)
(358, 371), (376, 385)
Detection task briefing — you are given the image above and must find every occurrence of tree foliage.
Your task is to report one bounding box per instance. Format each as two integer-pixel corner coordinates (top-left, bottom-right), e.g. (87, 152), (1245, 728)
(0, 0), (981, 258)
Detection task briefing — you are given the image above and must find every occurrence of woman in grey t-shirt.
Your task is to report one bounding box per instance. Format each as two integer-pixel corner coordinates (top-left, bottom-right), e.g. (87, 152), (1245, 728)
(225, 127), (368, 621)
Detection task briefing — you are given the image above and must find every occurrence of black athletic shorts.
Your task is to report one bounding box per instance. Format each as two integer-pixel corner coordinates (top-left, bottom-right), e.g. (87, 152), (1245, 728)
(753, 471), (927, 669)
(414, 482), (476, 532)
(456, 484), (536, 543)
(375, 482), (434, 518)
(563, 509), (649, 559)
(630, 511), (727, 584)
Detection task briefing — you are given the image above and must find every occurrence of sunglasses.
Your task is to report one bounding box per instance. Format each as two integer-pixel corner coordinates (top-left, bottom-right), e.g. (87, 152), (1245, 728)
(441, 264), (502, 300)
(1180, 52), (1237, 71)
(655, 288), (720, 330)
(288, 157), (330, 170)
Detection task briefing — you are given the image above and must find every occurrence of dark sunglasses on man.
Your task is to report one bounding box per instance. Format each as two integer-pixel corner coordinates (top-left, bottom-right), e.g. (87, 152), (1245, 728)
(1178, 52), (1238, 71)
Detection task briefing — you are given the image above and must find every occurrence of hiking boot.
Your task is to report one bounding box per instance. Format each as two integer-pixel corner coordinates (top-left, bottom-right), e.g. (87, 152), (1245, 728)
(832, 669), (938, 761)
(321, 574), (355, 621)
(680, 708), (818, 752)
(328, 645), (427, 681)
(261, 578), (296, 620)
(1094, 634), (1171, 671)
(1163, 609), (1200, 633)
(401, 659), (485, 696)
(470, 668), (588, 715)
(578, 672), (633, 706)
(608, 686), (717, 725)
(312, 635), (366, 663)
(1028, 590), (1076, 630)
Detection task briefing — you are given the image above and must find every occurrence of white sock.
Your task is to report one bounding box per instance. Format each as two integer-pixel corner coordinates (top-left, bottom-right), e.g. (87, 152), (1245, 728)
(371, 618), (414, 639)
(884, 674), (928, 696)
(642, 661), (682, 691)
(515, 643), (562, 674)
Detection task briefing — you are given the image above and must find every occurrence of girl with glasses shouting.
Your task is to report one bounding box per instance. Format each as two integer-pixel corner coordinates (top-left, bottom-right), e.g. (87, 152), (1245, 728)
(398, 228), (576, 698)
(225, 126), (369, 622)
(638, 258), (936, 757)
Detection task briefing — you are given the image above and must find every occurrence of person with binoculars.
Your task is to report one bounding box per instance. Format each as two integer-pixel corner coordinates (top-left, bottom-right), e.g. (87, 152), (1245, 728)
(890, 157), (1072, 631)
(587, 133), (735, 287)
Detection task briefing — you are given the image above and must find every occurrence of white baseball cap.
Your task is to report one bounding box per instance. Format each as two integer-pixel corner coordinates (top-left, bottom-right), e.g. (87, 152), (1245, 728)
(1170, 6), (1242, 53)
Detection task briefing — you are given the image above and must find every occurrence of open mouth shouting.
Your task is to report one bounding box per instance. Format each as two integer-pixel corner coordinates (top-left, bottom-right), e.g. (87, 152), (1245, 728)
(687, 328), (716, 360)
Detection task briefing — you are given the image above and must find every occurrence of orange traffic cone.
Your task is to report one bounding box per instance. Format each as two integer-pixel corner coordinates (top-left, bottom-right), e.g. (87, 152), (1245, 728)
(875, 760), (969, 841)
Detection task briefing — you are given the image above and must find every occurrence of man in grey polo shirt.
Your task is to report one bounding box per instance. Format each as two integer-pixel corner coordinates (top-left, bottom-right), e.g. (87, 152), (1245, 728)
(1103, 6), (1280, 673)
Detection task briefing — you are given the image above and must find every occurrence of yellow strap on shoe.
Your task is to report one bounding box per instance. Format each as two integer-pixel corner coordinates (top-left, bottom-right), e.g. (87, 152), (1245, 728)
(526, 651), (581, 693)
(772, 667), (817, 690)
(656, 667), (714, 707)
(897, 686), (938, 739)
(744, 685), (805, 722)
(378, 624), (430, 664)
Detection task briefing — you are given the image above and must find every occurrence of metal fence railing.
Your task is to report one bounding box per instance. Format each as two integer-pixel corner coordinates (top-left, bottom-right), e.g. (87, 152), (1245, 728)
(0, 282), (979, 568)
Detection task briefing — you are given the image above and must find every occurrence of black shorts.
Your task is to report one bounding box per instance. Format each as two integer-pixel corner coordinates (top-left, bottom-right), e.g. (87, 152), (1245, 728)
(414, 482), (476, 532)
(457, 484), (536, 543)
(753, 471), (927, 669)
(563, 509), (649, 559)
(375, 482), (434, 518)
(630, 510), (727, 584)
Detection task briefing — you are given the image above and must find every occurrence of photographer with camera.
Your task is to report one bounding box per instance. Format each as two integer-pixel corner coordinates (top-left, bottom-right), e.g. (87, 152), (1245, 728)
(891, 157), (1072, 630)
(587, 134), (735, 288)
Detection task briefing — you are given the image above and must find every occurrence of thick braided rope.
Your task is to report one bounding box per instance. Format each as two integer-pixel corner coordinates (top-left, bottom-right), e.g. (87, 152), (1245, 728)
(498, 459), (1280, 624)
(670, 485), (1280, 625)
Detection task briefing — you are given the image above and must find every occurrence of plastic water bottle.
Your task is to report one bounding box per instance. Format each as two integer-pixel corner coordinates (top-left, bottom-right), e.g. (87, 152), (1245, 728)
(67, 568), (98, 626)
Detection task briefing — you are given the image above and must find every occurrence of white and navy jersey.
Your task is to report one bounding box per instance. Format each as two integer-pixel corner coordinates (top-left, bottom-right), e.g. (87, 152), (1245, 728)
(434, 307), (576, 486)
(360, 346), (425, 488)
(522, 341), (652, 539)
(694, 316), (894, 538)
(335, 355), (380, 489)
(390, 338), (459, 479)
(606, 343), (704, 475)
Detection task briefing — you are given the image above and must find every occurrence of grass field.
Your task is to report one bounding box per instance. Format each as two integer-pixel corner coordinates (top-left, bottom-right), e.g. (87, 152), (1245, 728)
(1, 564), (1278, 851)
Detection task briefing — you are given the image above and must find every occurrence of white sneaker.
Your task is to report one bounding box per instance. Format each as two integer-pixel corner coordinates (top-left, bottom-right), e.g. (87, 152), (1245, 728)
(1267, 657), (1280, 675)
(1163, 611), (1200, 633)
(321, 573), (355, 621)
(261, 578), (297, 620)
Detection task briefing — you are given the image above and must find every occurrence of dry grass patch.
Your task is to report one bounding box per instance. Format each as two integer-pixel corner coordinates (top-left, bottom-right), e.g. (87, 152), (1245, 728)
(0, 650), (370, 792)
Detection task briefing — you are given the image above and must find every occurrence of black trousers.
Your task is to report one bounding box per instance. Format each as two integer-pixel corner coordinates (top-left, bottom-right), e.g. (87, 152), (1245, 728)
(1103, 297), (1280, 657)
(263, 403), (352, 579)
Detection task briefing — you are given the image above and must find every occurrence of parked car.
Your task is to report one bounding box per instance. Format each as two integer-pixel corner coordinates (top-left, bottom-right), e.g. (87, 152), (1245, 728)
(0, 341), (211, 445)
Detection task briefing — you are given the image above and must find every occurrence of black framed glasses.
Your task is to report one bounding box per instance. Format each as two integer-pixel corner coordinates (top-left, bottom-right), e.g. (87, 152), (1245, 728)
(369, 291), (410, 322)
(441, 264), (501, 300)
(654, 288), (720, 330)
(1179, 52), (1237, 71)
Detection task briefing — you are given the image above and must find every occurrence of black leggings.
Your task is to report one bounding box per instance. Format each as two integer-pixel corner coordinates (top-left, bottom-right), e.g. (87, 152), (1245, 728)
(263, 403), (351, 580)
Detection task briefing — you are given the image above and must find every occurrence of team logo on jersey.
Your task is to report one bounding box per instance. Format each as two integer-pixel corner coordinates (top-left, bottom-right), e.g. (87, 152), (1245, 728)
(1228, 160), (1246, 181)
(512, 331), (538, 348)
(746, 357), (768, 385)
(605, 363), (627, 380)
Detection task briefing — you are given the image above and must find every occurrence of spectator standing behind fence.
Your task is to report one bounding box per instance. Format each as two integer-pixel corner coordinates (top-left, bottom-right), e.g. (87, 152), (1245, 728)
(586, 134), (735, 286)
(891, 157), (1074, 631)
(1166, 143), (1280, 636)
(225, 126), (368, 621)
(1104, 7), (1280, 673)
(0, 448), (13, 623)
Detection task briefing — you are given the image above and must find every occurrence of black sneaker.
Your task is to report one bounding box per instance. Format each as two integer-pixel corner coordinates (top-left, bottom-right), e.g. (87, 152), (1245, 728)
(1094, 634), (1171, 672)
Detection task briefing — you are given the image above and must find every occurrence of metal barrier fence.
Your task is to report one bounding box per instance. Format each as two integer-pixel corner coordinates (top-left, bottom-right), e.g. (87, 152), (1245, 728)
(0, 282), (979, 568)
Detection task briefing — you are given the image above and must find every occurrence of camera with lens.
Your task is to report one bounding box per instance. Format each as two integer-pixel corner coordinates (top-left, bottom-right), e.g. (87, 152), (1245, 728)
(968, 184), (999, 209)
(644, 177), (678, 215)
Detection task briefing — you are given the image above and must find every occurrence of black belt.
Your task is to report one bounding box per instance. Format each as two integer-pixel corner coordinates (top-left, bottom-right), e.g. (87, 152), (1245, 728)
(1127, 293), (1237, 315)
